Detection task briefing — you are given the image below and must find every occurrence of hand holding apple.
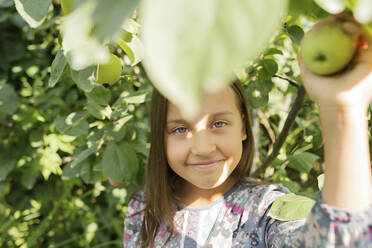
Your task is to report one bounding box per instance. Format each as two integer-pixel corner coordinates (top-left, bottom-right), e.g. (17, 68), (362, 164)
(298, 19), (372, 111)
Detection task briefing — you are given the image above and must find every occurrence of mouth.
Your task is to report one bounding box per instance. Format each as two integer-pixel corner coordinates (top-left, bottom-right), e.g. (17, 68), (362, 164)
(188, 159), (225, 169)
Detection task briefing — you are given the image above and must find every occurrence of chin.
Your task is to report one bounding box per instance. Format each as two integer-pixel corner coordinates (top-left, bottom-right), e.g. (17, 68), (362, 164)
(193, 176), (229, 189)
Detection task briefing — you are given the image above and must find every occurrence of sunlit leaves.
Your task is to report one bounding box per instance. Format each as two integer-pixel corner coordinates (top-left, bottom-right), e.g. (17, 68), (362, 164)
(268, 193), (315, 221)
(14, 0), (52, 28)
(40, 147), (62, 180)
(116, 33), (144, 66)
(55, 111), (90, 136)
(140, 0), (288, 117)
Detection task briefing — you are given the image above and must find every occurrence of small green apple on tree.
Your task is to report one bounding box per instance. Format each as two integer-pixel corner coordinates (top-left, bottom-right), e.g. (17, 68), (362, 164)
(96, 53), (122, 86)
(300, 18), (359, 75)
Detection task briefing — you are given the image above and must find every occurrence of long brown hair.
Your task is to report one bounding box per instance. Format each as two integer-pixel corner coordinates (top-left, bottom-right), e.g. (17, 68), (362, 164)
(139, 80), (255, 247)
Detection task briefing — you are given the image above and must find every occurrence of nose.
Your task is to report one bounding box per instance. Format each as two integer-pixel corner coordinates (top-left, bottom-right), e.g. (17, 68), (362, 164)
(191, 130), (216, 155)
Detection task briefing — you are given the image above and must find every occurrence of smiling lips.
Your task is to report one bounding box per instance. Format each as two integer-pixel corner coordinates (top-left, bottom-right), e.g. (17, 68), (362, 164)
(188, 159), (225, 169)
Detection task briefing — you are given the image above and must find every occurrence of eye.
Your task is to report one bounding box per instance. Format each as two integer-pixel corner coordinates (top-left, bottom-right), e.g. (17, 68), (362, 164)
(173, 126), (188, 134)
(212, 120), (227, 129)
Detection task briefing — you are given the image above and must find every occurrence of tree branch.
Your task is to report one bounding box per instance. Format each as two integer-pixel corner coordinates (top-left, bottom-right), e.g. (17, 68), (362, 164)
(257, 109), (275, 143)
(251, 85), (307, 178)
(273, 75), (299, 88)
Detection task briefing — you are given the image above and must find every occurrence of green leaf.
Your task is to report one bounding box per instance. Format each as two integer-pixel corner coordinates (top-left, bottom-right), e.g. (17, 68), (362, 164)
(14, 0), (52, 28)
(21, 159), (40, 189)
(80, 162), (101, 184)
(44, 134), (74, 153)
(102, 141), (139, 183)
(288, 0), (328, 18)
(261, 59), (278, 76)
(0, 159), (16, 181)
(48, 50), (67, 87)
(272, 169), (301, 193)
(245, 79), (272, 108)
(141, 0), (288, 117)
(286, 25), (304, 46)
(124, 90), (149, 104)
(0, 83), (19, 116)
(91, 0), (139, 42)
(70, 66), (96, 92)
(62, 160), (84, 179)
(113, 115), (133, 132)
(116, 33), (144, 66)
(69, 143), (99, 169)
(313, 0), (345, 14)
(268, 193), (316, 221)
(40, 148), (62, 180)
(287, 152), (319, 174)
(86, 100), (111, 120)
(29, 129), (44, 148)
(85, 85), (111, 106)
(54, 111), (90, 136)
(264, 48), (283, 56)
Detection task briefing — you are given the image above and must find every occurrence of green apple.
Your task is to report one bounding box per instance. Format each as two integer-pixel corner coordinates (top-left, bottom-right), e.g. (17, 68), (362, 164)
(300, 19), (358, 75)
(96, 54), (122, 85)
(61, 0), (74, 15)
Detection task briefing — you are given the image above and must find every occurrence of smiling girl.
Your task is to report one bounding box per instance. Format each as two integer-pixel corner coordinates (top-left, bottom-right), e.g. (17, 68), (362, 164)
(123, 21), (372, 247)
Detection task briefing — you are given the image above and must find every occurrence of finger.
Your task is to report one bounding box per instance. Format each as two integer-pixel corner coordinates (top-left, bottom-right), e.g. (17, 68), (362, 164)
(343, 22), (372, 44)
(342, 22), (372, 65)
(334, 10), (356, 22)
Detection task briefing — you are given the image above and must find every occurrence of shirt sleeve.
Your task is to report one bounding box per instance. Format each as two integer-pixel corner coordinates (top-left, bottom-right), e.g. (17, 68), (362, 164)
(265, 191), (372, 247)
(123, 193), (145, 248)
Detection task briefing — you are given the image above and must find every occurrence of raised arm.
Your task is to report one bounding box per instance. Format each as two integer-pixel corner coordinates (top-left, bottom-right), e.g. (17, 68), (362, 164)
(298, 20), (372, 212)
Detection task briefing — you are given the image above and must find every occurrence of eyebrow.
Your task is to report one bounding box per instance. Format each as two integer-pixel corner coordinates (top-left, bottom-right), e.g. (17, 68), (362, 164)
(166, 110), (234, 124)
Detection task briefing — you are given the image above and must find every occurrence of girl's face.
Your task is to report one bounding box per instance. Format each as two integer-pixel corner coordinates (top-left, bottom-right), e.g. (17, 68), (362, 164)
(165, 86), (247, 193)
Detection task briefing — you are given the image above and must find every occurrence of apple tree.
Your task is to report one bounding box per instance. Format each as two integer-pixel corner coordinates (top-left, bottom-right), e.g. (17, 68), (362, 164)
(0, 0), (371, 246)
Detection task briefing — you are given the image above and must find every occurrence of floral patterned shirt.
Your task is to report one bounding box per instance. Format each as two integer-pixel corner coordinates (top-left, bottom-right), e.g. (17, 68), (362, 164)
(123, 178), (372, 247)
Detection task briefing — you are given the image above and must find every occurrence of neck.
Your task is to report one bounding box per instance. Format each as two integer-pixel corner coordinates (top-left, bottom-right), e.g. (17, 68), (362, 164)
(175, 176), (237, 207)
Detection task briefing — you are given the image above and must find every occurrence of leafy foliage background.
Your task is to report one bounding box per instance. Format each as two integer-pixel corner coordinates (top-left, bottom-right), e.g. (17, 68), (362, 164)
(0, 0), (371, 247)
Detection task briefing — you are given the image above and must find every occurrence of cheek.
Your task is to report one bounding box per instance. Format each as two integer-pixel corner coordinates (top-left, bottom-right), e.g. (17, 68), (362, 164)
(218, 130), (244, 155)
(165, 137), (188, 166)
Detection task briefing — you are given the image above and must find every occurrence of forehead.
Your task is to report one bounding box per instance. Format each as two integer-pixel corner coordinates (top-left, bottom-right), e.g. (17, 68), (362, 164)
(167, 86), (240, 120)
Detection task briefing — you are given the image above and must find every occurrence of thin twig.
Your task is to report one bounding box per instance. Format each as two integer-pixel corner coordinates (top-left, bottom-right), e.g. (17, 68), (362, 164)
(257, 109), (275, 143)
(273, 75), (299, 88)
